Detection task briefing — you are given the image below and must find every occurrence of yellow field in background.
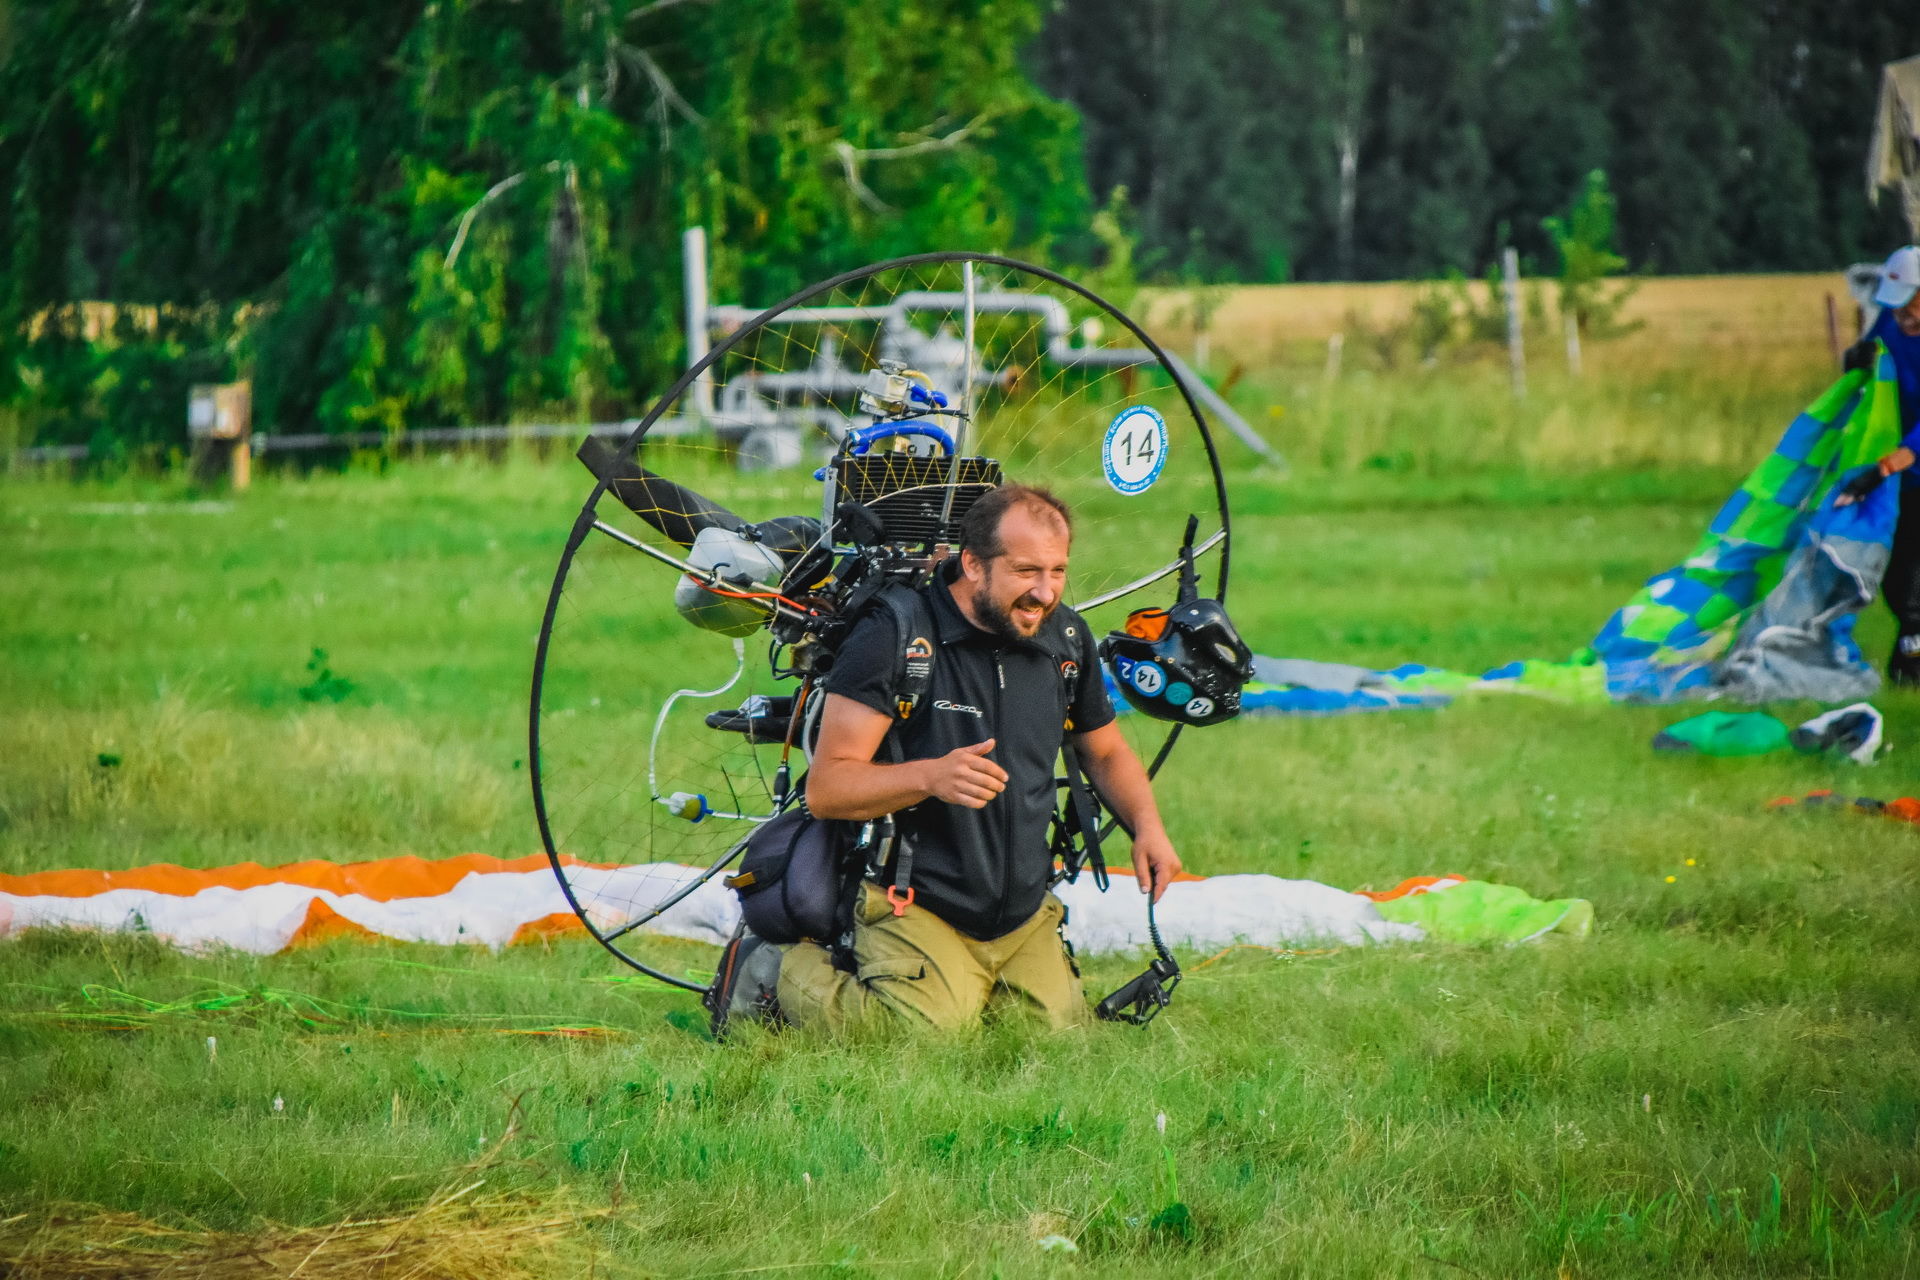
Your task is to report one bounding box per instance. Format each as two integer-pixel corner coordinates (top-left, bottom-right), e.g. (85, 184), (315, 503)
(1132, 273), (1872, 473)
(1144, 272), (1851, 369)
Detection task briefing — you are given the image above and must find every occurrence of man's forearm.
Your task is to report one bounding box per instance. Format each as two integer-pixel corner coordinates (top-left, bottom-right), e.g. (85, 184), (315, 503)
(1081, 746), (1167, 841)
(806, 758), (931, 821)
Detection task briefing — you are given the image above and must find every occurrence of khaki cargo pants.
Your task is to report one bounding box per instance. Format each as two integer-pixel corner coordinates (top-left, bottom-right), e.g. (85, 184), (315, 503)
(778, 882), (1088, 1031)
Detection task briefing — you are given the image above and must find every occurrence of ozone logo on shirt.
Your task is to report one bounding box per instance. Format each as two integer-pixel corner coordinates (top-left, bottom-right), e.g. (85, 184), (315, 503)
(933, 700), (983, 717)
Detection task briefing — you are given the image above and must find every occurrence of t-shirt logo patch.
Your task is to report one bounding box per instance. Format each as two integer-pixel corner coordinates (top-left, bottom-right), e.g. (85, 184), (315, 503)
(902, 634), (934, 689)
(1060, 660), (1080, 683)
(933, 700), (983, 716)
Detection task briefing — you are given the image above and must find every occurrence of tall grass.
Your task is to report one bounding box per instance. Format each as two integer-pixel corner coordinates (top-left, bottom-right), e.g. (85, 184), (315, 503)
(1152, 272), (1846, 474)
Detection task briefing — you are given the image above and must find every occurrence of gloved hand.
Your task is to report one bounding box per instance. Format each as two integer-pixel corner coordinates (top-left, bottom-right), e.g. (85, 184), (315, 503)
(1842, 339), (1876, 374)
(1834, 467), (1886, 506)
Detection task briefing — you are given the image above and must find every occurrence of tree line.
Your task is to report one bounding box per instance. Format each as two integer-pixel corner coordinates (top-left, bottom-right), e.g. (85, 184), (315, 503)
(1036, 0), (1911, 283)
(0, 0), (1908, 451)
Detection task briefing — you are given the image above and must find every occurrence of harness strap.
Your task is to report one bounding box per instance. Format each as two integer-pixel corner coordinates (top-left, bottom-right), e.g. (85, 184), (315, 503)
(823, 583), (933, 962)
(876, 587), (938, 914)
(1058, 738), (1109, 891)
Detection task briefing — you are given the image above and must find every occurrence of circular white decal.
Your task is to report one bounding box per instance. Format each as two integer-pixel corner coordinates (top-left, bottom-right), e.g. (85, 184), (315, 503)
(1103, 406), (1169, 495)
(1184, 696), (1215, 719)
(1130, 662), (1165, 695)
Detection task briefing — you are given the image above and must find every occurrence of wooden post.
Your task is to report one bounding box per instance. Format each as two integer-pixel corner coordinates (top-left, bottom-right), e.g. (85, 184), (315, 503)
(1501, 248), (1526, 399)
(231, 429), (251, 490)
(188, 381), (253, 490)
(1824, 293), (1842, 364)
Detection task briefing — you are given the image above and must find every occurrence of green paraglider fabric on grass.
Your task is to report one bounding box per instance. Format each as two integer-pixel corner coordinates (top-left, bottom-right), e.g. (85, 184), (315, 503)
(1650, 710), (1792, 756)
(1371, 880), (1595, 944)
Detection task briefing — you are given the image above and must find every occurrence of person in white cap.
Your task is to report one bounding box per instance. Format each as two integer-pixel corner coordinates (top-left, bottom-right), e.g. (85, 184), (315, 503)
(1836, 245), (1920, 682)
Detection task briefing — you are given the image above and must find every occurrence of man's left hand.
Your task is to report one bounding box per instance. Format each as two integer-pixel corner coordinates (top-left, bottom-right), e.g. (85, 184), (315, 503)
(1130, 828), (1182, 902)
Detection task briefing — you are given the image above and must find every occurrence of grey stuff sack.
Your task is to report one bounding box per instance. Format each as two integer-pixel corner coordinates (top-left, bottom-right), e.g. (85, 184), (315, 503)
(726, 805), (849, 944)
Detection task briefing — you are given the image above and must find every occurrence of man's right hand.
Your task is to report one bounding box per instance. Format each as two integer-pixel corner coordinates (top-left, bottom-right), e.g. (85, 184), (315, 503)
(921, 739), (1007, 809)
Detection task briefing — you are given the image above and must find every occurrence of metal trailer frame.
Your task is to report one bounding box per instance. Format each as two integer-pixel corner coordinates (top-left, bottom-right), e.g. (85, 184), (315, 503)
(664, 228), (1284, 470)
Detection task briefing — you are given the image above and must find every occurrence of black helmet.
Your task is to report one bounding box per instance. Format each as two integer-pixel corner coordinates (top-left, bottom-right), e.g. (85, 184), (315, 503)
(1099, 596), (1253, 726)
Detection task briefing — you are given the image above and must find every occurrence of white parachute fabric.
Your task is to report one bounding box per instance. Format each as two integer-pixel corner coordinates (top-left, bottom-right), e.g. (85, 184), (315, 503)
(0, 863), (1421, 955)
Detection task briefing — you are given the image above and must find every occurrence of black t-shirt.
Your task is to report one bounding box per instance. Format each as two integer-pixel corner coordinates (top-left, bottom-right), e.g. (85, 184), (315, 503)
(820, 570), (1114, 940)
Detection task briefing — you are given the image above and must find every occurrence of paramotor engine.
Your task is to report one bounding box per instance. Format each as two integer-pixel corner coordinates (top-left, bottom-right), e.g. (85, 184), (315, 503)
(529, 252), (1243, 996)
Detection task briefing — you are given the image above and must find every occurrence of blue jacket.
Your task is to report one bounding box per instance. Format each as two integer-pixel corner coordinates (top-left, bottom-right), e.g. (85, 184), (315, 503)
(1865, 311), (1920, 487)
(1867, 309), (1920, 439)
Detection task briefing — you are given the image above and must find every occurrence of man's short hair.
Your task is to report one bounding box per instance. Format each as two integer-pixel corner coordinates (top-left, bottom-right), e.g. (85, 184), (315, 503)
(959, 483), (1073, 561)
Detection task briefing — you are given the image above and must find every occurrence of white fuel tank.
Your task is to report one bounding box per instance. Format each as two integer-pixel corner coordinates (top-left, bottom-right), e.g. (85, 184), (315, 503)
(672, 526), (789, 636)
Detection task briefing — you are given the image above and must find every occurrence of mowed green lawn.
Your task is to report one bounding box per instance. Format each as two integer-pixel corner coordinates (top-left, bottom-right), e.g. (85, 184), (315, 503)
(1, 451), (1917, 1277)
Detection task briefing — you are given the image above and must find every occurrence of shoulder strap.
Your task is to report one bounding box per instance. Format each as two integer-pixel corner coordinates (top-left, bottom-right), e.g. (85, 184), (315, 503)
(1038, 609), (1088, 730)
(844, 584), (938, 917)
(876, 584), (938, 724)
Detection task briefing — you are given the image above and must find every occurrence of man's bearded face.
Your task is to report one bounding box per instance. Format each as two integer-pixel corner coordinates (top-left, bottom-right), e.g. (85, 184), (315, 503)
(967, 506), (1071, 642)
(975, 559), (1062, 640)
(1898, 297), (1920, 338)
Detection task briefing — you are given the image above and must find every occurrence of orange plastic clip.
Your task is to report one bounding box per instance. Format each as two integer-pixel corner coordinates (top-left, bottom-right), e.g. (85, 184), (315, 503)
(886, 885), (916, 916)
(1125, 608), (1171, 641)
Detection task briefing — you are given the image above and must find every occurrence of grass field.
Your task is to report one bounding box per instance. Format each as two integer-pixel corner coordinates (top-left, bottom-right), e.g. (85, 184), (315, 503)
(4, 297), (1919, 1276)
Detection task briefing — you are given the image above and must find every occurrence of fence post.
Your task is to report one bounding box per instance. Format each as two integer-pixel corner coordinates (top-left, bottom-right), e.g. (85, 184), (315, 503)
(1563, 310), (1583, 377)
(1502, 248), (1526, 399)
(188, 381), (252, 490)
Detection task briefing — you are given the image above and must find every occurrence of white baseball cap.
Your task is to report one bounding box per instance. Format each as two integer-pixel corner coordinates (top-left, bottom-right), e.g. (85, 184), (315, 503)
(1874, 245), (1920, 307)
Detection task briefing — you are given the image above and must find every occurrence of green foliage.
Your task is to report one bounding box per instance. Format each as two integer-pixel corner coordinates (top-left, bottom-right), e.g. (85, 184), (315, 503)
(1544, 170), (1641, 338)
(1, 0), (1907, 458)
(1082, 186), (1142, 312)
(1038, 0), (1908, 283)
(297, 648), (355, 704)
(1377, 268), (1513, 365)
(1407, 280), (1462, 361)
(0, 0), (1092, 454)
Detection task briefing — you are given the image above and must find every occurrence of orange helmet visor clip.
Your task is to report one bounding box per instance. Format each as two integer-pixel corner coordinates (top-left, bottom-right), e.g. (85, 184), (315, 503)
(1124, 608), (1171, 642)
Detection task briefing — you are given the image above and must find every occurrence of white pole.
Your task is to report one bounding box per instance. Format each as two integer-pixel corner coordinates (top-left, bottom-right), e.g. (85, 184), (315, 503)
(1324, 332), (1345, 383)
(939, 260), (976, 535)
(682, 227), (713, 419)
(1563, 308), (1583, 377)
(1502, 247), (1526, 399)
(960, 260), (977, 441)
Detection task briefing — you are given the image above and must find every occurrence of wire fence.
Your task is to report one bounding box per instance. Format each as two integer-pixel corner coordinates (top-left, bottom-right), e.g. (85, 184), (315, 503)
(7, 418), (706, 466)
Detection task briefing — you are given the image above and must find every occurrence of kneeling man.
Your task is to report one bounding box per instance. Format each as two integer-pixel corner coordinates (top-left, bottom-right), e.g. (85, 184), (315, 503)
(759, 484), (1181, 1031)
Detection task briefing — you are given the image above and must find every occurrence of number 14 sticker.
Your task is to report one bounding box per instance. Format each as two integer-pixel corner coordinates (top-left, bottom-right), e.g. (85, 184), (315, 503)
(1103, 406), (1169, 495)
